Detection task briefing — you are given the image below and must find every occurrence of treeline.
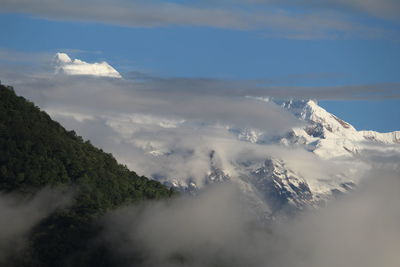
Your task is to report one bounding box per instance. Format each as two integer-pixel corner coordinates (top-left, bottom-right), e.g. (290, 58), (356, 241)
(0, 84), (175, 267)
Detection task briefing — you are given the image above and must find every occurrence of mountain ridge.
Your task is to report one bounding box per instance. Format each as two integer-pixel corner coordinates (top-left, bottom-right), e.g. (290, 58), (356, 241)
(164, 97), (399, 216)
(0, 83), (173, 267)
(53, 52), (122, 78)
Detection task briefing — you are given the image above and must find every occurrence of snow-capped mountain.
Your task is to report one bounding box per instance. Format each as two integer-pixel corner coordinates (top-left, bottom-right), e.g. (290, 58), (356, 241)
(40, 66), (398, 217)
(53, 53), (121, 78)
(164, 99), (399, 216)
(277, 99), (400, 159)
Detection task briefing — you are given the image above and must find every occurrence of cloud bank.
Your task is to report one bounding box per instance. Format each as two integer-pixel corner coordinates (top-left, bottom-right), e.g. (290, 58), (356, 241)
(7, 75), (302, 186)
(1, 57), (399, 187)
(102, 157), (400, 267)
(1, 0), (398, 39)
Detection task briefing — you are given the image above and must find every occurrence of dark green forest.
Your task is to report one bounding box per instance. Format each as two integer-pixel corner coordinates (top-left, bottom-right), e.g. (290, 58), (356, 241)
(0, 84), (175, 266)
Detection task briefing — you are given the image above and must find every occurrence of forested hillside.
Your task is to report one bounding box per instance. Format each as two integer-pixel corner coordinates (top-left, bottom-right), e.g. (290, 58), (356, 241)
(0, 84), (174, 267)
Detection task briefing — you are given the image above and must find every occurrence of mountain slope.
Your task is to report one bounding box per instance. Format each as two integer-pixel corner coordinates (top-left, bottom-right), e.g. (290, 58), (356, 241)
(278, 99), (400, 158)
(230, 99), (399, 213)
(0, 84), (174, 267)
(163, 98), (399, 217)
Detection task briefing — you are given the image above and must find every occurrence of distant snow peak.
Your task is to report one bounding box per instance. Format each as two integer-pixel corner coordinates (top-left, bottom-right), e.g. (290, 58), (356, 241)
(55, 52), (72, 63)
(279, 98), (356, 133)
(53, 52), (121, 78)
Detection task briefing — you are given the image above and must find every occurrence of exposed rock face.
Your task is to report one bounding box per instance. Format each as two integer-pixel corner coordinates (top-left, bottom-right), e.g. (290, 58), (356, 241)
(160, 99), (399, 217)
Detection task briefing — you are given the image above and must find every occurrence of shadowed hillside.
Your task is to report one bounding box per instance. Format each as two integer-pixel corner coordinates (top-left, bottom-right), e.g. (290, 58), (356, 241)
(0, 83), (174, 267)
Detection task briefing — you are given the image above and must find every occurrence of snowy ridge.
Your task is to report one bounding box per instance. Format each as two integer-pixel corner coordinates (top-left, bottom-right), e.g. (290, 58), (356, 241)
(277, 99), (400, 159)
(164, 98), (399, 217)
(251, 158), (315, 212)
(360, 130), (400, 144)
(280, 99), (356, 133)
(53, 53), (121, 78)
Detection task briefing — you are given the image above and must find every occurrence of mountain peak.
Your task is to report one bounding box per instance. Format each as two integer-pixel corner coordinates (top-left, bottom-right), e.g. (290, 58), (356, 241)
(277, 98), (356, 134)
(54, 52), (72, 63)
(53, 52), (122, 78)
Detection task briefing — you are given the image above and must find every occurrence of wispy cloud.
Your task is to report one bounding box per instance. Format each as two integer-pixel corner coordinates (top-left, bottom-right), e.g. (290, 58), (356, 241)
(245, 0), (400, 22)
(2, 48), (400, 101)
(0, 188), (71, 263)
(1, 0), (398, 39)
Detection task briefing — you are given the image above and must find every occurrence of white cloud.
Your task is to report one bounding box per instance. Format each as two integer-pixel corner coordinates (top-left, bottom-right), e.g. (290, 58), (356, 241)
(102, 162), (400, 267)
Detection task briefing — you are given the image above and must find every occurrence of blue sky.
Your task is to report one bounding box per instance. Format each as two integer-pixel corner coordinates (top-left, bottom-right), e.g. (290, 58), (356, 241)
(0, 0), (399, 132)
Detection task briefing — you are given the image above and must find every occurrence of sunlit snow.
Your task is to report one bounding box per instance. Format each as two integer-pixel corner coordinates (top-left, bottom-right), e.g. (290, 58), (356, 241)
(53, 53), (121, 78)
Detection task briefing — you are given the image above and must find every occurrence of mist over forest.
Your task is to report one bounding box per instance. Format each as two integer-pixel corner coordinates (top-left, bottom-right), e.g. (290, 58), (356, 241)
(1, 80), (399, 267)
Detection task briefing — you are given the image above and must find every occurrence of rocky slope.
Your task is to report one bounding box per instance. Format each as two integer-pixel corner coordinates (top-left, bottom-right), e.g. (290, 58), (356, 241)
(169, 99), (399, 216)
